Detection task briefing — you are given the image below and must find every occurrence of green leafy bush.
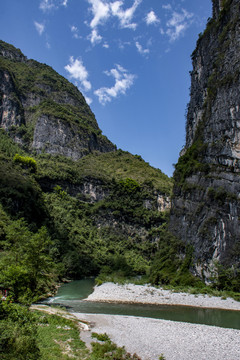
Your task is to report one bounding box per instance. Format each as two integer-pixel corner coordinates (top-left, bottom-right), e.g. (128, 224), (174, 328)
(0, 301), (40, 360)
(149, 227), (202, 287)
(0, 159), (46, 224)
(13, 153), (37, 172)
(0, 219), (54, 303)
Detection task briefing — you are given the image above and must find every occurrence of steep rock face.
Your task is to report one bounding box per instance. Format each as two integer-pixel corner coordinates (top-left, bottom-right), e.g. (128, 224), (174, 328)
(170, 0), (240, 278)
(0, 71), (24, 128)
(0, 41), (115, 158)
(32, 114), (113, 159)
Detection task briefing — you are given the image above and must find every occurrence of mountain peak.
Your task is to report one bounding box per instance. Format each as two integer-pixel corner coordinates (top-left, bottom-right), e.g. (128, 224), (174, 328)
(0, 40), (116, 159)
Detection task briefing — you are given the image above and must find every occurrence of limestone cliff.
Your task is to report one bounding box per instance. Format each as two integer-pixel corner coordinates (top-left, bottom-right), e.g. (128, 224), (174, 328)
(170, 0), (240, 279)
(0, 41), (116, 158)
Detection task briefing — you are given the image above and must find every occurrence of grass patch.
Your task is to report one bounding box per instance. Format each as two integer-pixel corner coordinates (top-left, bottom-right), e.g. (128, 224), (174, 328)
(34, 307), (143, 360)
(35, 310), (88, 360)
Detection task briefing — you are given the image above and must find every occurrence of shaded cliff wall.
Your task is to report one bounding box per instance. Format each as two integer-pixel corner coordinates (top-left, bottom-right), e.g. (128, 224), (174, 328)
(170, 0), (240, 278)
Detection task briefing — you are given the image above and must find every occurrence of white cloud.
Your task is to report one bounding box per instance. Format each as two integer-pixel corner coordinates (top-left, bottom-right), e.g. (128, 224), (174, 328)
(34, 21), (45, 35)
(103, 42), (109, 48)
(85, 96), (93, 105)
(39, 0), (55, 11)
(135, 41), (149, 55)
(71, 25), (77, 32)
(88, 29), (103, 44)
(160, 28), (165, 35)
(166, 9), (193, 42)
(94, 64), (135, 105)
(87, 0), (110, 29)
(162, 4), (172, 11)
(118, 40), (131, 50)
(145, 11), (160, 25)
(110, 0), (142, 30)
(71, 25), (82, 39)
(86, 0), (142, 45)
(39, 0), (68, 11)
(64, 56), (92, 92)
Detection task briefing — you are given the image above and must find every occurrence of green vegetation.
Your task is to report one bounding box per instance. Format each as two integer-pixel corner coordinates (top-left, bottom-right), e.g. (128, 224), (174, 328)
(0, 157), (46, 224)
(0, 118), (238, 302)
(210, 262), (240, 295)
(173, 140), (208, 185)
(35, 310), (88, 359)
(36, 149), (172, 194)
(192, 0), (233, 60)
(0, 129), (173, 298)
(0, 211), (55, 303)
(149, 227), (203, 287)
(89, 335), (141, 360)
(0, 303), (144, 360)
(0, 301), (40, 360)
(13, 153), (37, 172)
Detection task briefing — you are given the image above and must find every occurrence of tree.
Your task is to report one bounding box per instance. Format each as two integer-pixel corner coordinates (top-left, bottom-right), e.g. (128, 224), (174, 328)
(0, 219), (53, 302)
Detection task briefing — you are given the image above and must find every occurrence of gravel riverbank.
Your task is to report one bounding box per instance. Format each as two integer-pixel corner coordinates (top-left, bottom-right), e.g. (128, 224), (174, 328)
(76, 282), (240, 360)
(74, 313), (240, 360)
(86, 282), (240, 310)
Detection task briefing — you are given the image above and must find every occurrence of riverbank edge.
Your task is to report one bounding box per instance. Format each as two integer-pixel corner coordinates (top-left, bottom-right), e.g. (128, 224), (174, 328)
(85, 282), (240, 311)
(84, 298), (240, 312)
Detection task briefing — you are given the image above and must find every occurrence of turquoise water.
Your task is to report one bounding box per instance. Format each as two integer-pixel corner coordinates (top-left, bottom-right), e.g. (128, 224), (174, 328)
(43, 279), (240, 330)
(50, 278), (95, 301)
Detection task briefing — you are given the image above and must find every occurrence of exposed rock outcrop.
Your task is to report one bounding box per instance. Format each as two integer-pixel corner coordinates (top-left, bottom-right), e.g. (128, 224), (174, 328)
(0, 41), (116, 158)
(170, 0), (240, 278)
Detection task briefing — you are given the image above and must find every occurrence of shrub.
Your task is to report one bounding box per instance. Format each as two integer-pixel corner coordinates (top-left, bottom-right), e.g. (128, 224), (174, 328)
(0, 301), (40, 360)
(13, 154), (37, 172)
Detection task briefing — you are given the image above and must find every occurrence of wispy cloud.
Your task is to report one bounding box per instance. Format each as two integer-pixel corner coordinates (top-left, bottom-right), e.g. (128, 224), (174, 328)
(145, 10), (160, 25)
(135, 41), (149, 56)
(110, 0), (142, 30)
(34, 21), (45, 35)
(70, 25), (82, 39)
(39, 0), (68, 12)
(88, 29), (103, 45)
(94, 64), (135, 105)
(166, 9), (193, 42)
(64, 56), (92, 92)
(118, 40), (131, 50)
(87, 0), (110, 29)
(39, 0), (55, 11)
(162, 4), (172, 11)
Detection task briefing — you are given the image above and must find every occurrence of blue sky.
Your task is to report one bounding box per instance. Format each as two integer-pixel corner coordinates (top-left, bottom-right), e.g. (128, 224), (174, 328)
(0, 0), (212, 176)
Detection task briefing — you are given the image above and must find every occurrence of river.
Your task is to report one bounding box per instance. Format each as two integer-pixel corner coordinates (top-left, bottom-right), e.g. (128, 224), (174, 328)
(43, 278), (240, 330)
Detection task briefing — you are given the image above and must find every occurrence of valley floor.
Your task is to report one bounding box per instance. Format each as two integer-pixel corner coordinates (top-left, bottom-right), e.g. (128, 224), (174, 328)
(75, 282), (240, 360)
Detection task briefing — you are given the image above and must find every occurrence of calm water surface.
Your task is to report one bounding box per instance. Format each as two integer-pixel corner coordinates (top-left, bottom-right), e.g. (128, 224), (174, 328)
(43, 278), (240, 330)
